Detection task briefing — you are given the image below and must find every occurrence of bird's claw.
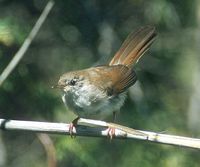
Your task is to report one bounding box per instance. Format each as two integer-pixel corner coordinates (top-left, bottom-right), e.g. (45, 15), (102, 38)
(69, 123), (77, 138)
(68, 117), (79, 138)
(107, 127), (115, 140)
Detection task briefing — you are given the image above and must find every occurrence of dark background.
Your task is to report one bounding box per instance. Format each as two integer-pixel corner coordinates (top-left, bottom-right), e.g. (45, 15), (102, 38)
(0, 0), (200, 167)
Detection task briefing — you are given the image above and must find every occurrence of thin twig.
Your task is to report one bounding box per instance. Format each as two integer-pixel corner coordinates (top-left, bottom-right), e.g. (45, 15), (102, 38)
(37, 133), (57, 167)
(0, 0), (55, 86)
(0, 118), (200, 149)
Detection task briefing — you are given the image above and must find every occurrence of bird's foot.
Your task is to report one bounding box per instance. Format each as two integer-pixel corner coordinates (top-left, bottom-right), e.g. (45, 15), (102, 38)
(69, 117), (79, 138)
(107, 126), (115, 140)
(69, 123), (77, 138)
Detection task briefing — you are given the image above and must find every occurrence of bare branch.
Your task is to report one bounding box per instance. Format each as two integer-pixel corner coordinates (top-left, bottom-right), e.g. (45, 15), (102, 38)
(0, 0), (55, 86)
(0, 118), (200, 149)
(37, 133), (57, 167)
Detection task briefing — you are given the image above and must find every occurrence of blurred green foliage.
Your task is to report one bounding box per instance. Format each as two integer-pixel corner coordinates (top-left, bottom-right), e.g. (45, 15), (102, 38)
(0, 0), (200, 167)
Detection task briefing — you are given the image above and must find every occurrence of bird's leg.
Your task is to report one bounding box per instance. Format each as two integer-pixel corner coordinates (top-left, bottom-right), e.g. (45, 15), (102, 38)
(107, 111), (117, 139)
(112, 111), (117, 122)
(69, 117), (80, 138)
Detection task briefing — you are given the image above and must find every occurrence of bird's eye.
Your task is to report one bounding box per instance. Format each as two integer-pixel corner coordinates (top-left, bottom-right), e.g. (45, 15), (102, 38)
(69, 79), (76, 86)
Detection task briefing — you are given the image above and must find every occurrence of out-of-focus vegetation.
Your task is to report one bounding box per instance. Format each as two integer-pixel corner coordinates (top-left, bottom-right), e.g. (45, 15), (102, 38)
(0, 0), (200, 167)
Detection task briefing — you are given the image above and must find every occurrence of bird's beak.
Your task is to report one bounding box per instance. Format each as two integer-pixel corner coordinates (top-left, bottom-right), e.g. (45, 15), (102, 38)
(52, 82), (70, 92)
(51, 84), (65, 89)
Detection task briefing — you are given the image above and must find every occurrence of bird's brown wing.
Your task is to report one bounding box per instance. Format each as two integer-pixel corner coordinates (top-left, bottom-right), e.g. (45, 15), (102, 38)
(110, 65), (137, 95)
(109, 26), (156, 67)
(91, 65), (137, 95)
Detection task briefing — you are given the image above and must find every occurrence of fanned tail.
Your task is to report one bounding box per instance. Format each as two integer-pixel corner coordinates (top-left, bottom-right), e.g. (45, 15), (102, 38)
(109, 26), (157, 67)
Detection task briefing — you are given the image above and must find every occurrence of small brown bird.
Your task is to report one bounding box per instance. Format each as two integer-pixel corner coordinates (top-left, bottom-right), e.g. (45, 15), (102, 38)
(54, 26), (156, 136)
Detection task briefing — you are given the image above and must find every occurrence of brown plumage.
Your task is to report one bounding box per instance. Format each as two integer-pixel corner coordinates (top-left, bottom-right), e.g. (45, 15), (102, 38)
(92, 26), (156, 95)
(56, 26), (157, 120)
(109, 26), (156, 67)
